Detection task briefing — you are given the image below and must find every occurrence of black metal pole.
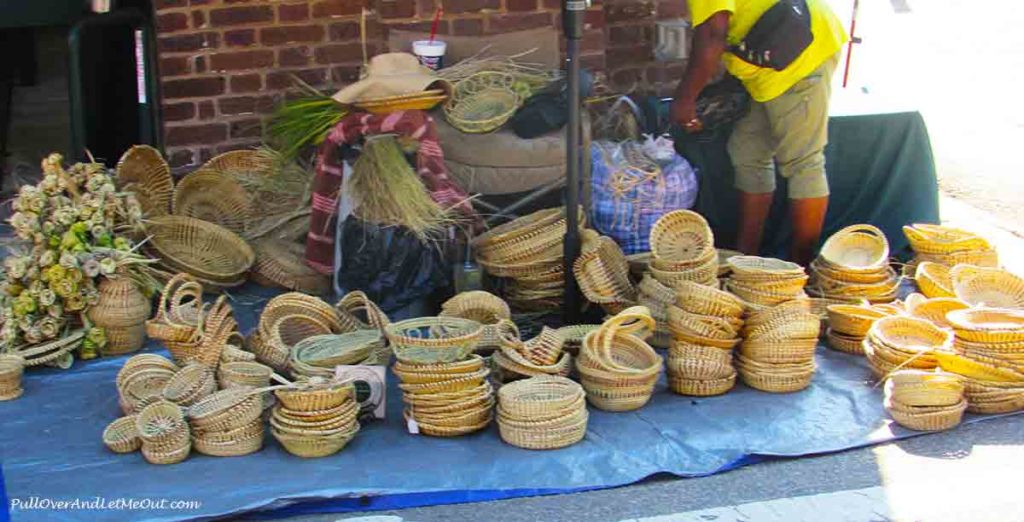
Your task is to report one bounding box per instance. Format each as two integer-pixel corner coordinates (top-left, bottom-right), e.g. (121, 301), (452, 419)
(562, 0), (585, 323)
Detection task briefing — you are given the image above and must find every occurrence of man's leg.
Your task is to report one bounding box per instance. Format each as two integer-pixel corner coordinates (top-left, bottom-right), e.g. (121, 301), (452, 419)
(766, 57), (838, 265)
(727, 101), (775, 255)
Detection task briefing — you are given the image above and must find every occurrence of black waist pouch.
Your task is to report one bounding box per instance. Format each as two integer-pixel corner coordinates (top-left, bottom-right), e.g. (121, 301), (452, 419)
(729, 0), (813, 71)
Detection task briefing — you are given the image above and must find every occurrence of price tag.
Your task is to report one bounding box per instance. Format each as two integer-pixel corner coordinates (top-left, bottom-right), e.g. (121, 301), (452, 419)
(406, 417), (420, 435)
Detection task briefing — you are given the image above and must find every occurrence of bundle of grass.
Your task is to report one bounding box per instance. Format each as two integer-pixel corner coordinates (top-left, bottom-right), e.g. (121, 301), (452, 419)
(349, 136), (455, 241)
(266, 77), (349, 161)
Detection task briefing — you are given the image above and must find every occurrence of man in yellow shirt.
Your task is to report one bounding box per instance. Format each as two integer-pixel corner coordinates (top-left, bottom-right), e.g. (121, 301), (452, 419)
(672, 0), (848, 265)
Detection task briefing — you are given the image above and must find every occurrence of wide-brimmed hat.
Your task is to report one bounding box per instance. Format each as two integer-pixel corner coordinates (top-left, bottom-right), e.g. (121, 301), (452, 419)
(332, 53), (449, 104)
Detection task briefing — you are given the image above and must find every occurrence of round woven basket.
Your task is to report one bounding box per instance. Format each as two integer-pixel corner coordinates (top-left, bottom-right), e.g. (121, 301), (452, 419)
(819, 224), (890, 273)
(885, 396), (967, 431)
(826, 328), (866, 355)
(275, 381), (353, 412)
(172, 169), (253, 234)
(119, 366), (177, 414)
(666, 346), (734, 380)
(739, 337), (818, 364)
(218, 361), (273, 389)
(903, 224), (992, 255)
(826, 304), (888, 337)
(649, 210), (714, 264)
(675, 280), (745, 318)
(951, 265), (1024, 309)
(187, 388), (264, 432)
(946, 308), (1024, 344)
(915, 249), (1000, 269)
(357, 89), (447, 113)
(884, 370), (964, 407)
(162, 363), (216, 407)
(135, 400), (188, 444)
(146, 215), (255, 285)
(574, 235), (638, 311)
(736, 360), (815, 393)
(727, 256), (804, 279)
(915, 262), (955, 299)
(444, 72), (520, 133)
(668, 372), (736, 396)
(385, 317), (483, 364)
(146, 274), (203, 343)
(649, 263), (719, 289)
(192, 419), (265, 457)
(650, 246), (717, 272)
(498, 409), (588, 450)
(668, 306), (741, 340)
(140, 437), (191, 465)
(272, 426), (359, 458)
(906, 297), (970, 329)
(251, 239), (331, 294)
(116, 144), (173, 217)
(0, 354), (25, 401)
(868, 316), (953, 354)
(810, 258), (892, 284)
(103, 415), (141, 453)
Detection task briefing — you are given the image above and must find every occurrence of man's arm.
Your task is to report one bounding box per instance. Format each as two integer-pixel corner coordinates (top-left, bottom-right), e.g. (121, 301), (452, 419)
(671, 11), (730, 132)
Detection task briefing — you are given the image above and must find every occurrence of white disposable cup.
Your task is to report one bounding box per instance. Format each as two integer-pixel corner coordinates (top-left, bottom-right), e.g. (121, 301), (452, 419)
(413, 40), (447, 71)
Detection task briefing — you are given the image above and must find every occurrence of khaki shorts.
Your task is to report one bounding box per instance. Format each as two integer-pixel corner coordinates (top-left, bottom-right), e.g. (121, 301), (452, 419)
(727, 55), (839, 199)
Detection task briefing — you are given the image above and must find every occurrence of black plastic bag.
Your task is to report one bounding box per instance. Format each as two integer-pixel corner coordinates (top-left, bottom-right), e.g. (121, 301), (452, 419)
(336, 216), (449, 313)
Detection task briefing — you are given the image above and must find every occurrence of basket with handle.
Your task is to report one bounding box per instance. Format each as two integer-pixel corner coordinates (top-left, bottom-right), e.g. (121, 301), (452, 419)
(818, 224), (890, 273)
(335, 291), (391, 332)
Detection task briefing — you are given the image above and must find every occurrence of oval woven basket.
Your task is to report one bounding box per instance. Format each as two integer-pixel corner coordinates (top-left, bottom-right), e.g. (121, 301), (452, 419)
(675, 280), (745, 318)
(885, 396), (966, 431)
(146, 215), (255, 285)
(103, 416), (141, 453)
(810, 258), (892, 284)
(951, 265), (1024, 309)
(915, 261), (955, 298)
(497, 375), (585, 421)
(573, 235), (638, 310)
(116, 144), (173, 217)
(868, 316), (953, 356)
(727, 256), (804, 278)
(172, 169), (253, 234)
(444, 72), (520, 133)
(903, 224), (992, 255)
(826, 304), (888, 337)
(946, 308), (1024, 343)
(906, 297), (970, 329)
(819, 224), (890, 272)
(385, 317), (483, 364)
(649, 210), (714, 264)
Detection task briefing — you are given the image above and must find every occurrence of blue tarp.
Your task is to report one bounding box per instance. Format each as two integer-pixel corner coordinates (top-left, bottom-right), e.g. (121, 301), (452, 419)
(0, 286), (1009, 521)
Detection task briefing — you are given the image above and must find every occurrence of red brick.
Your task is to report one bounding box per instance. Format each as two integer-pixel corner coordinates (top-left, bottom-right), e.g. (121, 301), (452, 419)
(580, 53), (606, 71)
(609, 25), (653, 46)
(312, 0), (362, 18)
(330, 65), (362, 84)
(607, 45), (652, 66)
(198, 100), (216, 119)
(163, 77), (226, 99)
(163, 102), (196, 121)
(279, 3), (310, 22)
(314, 43), (364, 64)
(387, 21), (448, 34)
(160, 56), (190, 77)
(541, 0), (558, 8)
(261, 25), (325, 46)
(230, 73), (263, 92)
(446, 0), (499, 14)
(229, 118), (264, 139)
(166, 123), (227, 146)
(209, 50), (275, 71)
(581, 29), (605, 53)
(267, 68), (330, 89)
(506, 0), (537, 12)
(157, 12), (188, 32)
(194, 55), (208, 73)
(328, 21), (360, 40)
(190, 0), (213, 5)
(224, 29), (257, 47)
(606, 1), (654, 23)
(417, 0), (437, 18)
(209, 5), (274, 27)
(279, 46), (314, 67)
(451, 17), (483, 35)
(158, 32), (219, 53)
(167, 149), (195, 168)
(585, 8), (605, 29)
(656, 0), (687, 19)
(486, 12), (551, 33)
(377, 0), (416, 18)
(154, 0), (186, 8)
(219, 95), (276, 115)
(215, 141), (261, 154)
(191, 10), (206, 28)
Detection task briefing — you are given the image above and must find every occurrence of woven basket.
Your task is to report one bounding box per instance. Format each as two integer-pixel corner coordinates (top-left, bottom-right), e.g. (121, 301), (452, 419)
(187, 388), (263, 432)
(357, 88), (447, 113)
(819, 224), (890, 272)
(810, 257), (892, 284)
(906, 297), (970, 329)
(498, 409), (588, 450)
(740, 338), (817, 364)
(135, 400), (187, 444)
(275, 381), (353, 412)
(218, 361), (273, 389)
(440, 291), (509, 351)
(394, 355), (486, 381)
(146, 215), (255, 285)
(116, 144), (173, 218)
(727, 256), (804, 278)
(666, 347), (734, 380)
(521, 327), (566, 367)
(736, 363), (815, 393)
(649, 210), (714, 263)
(742, 312), (820, 341)
(474, 208), (564, 251)
(914, 262), (955, 299)
(103, 416), (141, 453)
(727, 282), (805, 307)
(140, 438), (191, 465)
(251, 239), (331, 294)
(88, 276), (151, 355)
(638, 273), (678, 305)
(262, 293), (346, 335)
(668, 306), (741, 340)
(385, 317), (483, 364)
(903, 224), (992, 255)
(668, 372), (737, 396)
(497, 376), (584, 418)
(675, 280), (745, 318)
(946, 308), (1024, 344)
(172, 169), (253, 234)
(493, 348), (572, 381)
(649, 262), (719, 289)
(884, 370), (964, 407)
(826, 329), (866, 355)
(146, 274), (202, 343)
(0, 354), (24, 401)
(192, 421), (265, 457)
(650, 246), (717, 272)
(915, 249), (1000, 269)
(868, 316), (953, 354)
(162, 363), (216, 407)
(934, 350), (1024, 382)
(556, 324), (601, 355)
(14, 329), (86, 368)
(574, 235), (638, 310)
(885, 397), (966, 431)
(951, 265), (1024, 309)
(444, 72), (520, 133)
(826, 304), (888, 337)
(272, 426), (359, 458)
(120, 367), (177, 414)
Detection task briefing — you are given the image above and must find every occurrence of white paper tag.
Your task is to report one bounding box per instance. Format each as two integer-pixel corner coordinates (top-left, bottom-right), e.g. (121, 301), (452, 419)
(335, 365), (387, 419)
(406, 417), (420, 435)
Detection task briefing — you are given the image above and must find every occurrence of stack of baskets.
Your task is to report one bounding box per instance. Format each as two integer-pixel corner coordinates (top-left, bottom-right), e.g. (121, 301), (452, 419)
(248, 292), (348, 372)
(0, 354), (25, 401)
(474, 207), (585, 312)
(825, 304), (890, 355)
(647, 210), (718, 289)
(271, 381), (359, 457)
(666, 281), (745, 396)
(161, 362), (217, 407)
(903, 223), (998, 269)
(863, 316), (948, 380)
(574, 231), (637, 314)
(884, 369), (967, 431)
(497, 375), (588, 450)
(950, 265), (1024, 309)
(737, 299), (820, 393)
(439, 291), (511, 354)
(387, 317), (494, 437)
(576, 307), (663, 411)
(636, 274), (680, 348)
(493, 322), (572, 382)
(117, 354), (179, 414)
(136, 400), (191, 464)
(726, 256), (808, 308)
(935, 308), (1024, 414)
(808, 225), (900, 303)
(187, 388), (265, 457)
(145, 215), (255, 288)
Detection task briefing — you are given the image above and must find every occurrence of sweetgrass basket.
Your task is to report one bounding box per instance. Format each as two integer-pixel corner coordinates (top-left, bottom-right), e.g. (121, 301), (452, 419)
(903, 224), (992, 255)
(444, 72), (521, 133)
(116, 144), (173, 218)
(915, 261), (955, 298)
(251, 239), (331, 295)
(172, 169), (253, 234)
(951, 265), (1024, 309)
(103, 416), (141, 453)
(385, 317), (483, 364)
(649, 210), (714, 263)
(818, 224), (890, 272)
(146, 215), (255, 285)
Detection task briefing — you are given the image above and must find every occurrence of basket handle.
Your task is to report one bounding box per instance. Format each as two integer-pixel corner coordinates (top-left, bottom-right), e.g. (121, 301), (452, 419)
(155, 273), (195, 322)
(336, 291), (390, 331)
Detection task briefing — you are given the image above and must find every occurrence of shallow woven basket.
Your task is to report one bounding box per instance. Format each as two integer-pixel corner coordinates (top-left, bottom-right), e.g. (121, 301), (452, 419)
(675, 280), (745, 318)
(868, 316), (953, 355)
(14, 329), (86, 367)
(172, 168), (253, 234)
(0, 354), (25, 400)
(810, 258), (892, 285)
(666, 349), (734, 380)
(668, 306), (741, 340)
(668, 372), (737, 397)
(885, 397), (967, 431)
(740, 338), (818, 365)
(272, 425), (359, 457)
(162, 363), (216, 407)
(275, 382), (353, 412)
(884, 370), (964, 407)
(116, 144), (173, 217)
(120, 367), (177, 414)
(906, 297), (970, 329)
(737, 363), (815, 393)
(650, 246), (717, 272)
(497, 376), (584, 418)
(444, 72), (520, 133)
(140, 438), (191, 465)
(146, 215), (255, 285)
(218, 361), (273, 389)
(251, 239), (331, 294)
(946, 308), (1024, 344)
(915, 249), (1000, 269)
(385, 317), (483, 364)
(192, 422), (265, 457)
(819, 224), (890, 273)
(826, 329), (866, 355)
(187, 388), (264, 432)
(914, 262), (955, 299)
(135, 400), (187, 444)
(103, 416), (141, 453)
(903, 224), (992, 255)
(727, 256), (805, 279)
(649, 210), (714, 264)
(649, 262), (719, 290)
(827, 304), (889, 337)
(726, 282), (805, 307)
(951, 265), (1024, 309)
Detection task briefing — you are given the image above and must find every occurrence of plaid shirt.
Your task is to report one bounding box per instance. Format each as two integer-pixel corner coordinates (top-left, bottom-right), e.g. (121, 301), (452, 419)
(305, 110), (479, 275)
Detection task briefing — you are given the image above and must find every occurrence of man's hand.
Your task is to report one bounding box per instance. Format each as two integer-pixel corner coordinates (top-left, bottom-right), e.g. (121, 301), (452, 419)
(671, 98), (703, 134)
(670, 10), (729, 135)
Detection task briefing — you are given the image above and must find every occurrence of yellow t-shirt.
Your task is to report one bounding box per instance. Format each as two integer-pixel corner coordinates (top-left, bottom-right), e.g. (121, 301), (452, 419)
(688, 0), (848, 102)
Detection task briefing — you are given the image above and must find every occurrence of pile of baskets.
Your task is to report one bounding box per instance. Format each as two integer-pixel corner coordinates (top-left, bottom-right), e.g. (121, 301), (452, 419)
(574, 231), (637, 314)
(884, 369), (967, 431)
(825, 304), (891, 355)
(647, 210), (718, 289)
(187, 387), (265, 457)
(576, 307), (663, 411)
(863, 316), (948, 380)
(497, 375), (588, 450)
(808, 225), (900, 303)
(439, 291), (511, 354)
(903, 223), (998, 269)
(737, 299), (820, 393)
(271, 381), (360, 457)
(726, 256), (808, 308)
(636, 274), (680, 348)
(950, 265), (1024, 309)
(666, 281), (745, 396)
(493, 322), (572, 382)
(474, 207), (585, 312)
(0, 354), (25, 401)
(935, 308), (1024, 414)
(116, 354), (179, 414)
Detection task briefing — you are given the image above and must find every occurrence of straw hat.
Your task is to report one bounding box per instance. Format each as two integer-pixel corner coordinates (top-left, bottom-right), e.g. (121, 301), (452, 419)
(332, 53), (449, 104)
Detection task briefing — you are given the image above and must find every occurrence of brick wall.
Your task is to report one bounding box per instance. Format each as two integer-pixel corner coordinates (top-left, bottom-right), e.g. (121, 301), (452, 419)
(154, 0), (688, 169)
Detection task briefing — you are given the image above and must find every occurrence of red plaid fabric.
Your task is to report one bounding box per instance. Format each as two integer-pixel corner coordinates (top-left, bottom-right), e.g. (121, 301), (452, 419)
(305, 110), (479, 275)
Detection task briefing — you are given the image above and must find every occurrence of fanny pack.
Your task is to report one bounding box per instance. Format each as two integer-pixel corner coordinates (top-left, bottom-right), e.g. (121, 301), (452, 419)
(729, 0), (813, 71)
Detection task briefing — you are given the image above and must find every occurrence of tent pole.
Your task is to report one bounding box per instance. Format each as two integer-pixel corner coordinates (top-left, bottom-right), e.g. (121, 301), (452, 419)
(561, 0), (586, 323)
